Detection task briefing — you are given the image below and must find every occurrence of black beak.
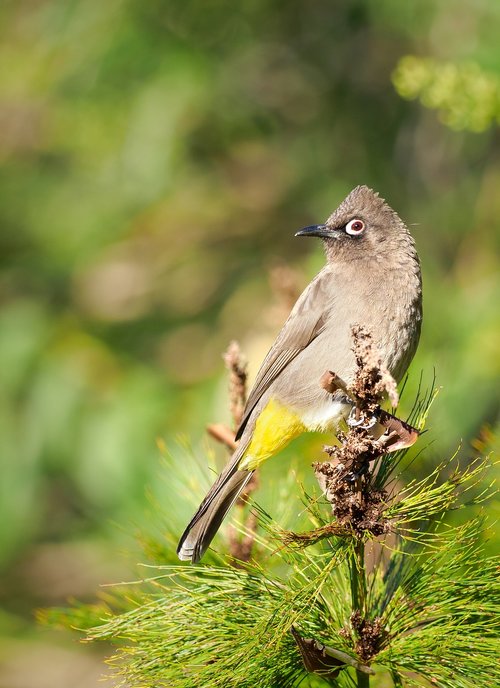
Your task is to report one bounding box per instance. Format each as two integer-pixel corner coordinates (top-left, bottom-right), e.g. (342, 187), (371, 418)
(295, 224), (330, 239)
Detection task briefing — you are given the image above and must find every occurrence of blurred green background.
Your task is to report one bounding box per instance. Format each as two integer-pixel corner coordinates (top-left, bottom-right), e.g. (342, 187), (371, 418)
(0, 1), (498, 686)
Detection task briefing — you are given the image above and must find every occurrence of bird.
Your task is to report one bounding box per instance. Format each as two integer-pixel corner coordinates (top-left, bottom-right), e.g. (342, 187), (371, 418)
(177, 185), (422, 563)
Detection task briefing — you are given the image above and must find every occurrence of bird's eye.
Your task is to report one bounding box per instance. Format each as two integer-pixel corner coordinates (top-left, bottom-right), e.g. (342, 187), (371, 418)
(345, 219), (365, 235)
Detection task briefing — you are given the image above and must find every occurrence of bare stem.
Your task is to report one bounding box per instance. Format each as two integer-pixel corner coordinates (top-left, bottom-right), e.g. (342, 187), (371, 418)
(219, 341), (259, 563)
(350, 537), (369, 688)
(357, 662), (370, 687)
(223, 340), (248, 430)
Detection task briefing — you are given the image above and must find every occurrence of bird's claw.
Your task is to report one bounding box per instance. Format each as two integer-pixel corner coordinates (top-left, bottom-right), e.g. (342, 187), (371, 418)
(347, 406), (378, 430)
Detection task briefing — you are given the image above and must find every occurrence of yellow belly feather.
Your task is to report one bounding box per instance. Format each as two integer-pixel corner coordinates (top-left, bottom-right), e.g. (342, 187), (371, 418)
(239, 397), (306, 471)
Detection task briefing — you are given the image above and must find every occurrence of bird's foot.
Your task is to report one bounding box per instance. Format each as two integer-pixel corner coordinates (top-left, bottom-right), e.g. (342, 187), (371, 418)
(347, 406), (378, 430)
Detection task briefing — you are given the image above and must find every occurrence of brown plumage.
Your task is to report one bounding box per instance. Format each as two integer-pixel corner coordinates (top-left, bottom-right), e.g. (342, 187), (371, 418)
(177, 186), (422, 563)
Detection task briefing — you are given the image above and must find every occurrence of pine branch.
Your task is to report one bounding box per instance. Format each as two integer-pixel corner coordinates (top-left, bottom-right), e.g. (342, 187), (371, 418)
(43, 329), (498, 688)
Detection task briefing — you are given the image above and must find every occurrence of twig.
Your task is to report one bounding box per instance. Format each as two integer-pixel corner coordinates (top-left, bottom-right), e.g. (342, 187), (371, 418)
(223, 340), (248, 430)
(278, 522), (352, 548)
(208, 341), (259, 563)
(320, 370), (354, 399)
(351, 324), (399, 409)
(350, 542), (370, 687)
(206, 423), (237, 451)
(291, 626), (374, 680)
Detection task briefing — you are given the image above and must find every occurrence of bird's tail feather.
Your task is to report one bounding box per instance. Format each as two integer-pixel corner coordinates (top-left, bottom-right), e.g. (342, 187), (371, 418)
(177, 464), (255, 563)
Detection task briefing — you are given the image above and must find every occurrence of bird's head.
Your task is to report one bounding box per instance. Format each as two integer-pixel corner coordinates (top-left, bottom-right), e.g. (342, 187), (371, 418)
(296, 185), (413, 263)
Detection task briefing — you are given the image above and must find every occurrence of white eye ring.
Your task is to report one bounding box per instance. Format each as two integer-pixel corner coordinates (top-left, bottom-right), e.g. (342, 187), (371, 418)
(346, 218), (365, 235)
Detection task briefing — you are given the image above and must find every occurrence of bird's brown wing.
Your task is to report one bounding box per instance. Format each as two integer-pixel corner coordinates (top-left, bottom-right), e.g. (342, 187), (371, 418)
(235, 270), (332, 440)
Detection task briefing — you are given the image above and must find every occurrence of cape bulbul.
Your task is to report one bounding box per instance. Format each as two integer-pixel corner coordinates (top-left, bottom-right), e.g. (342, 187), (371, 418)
(177, 185), (422, 562)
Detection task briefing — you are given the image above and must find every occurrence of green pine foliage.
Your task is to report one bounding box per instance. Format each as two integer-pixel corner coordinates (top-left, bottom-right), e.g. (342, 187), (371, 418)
(43, 389), (499, 688)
